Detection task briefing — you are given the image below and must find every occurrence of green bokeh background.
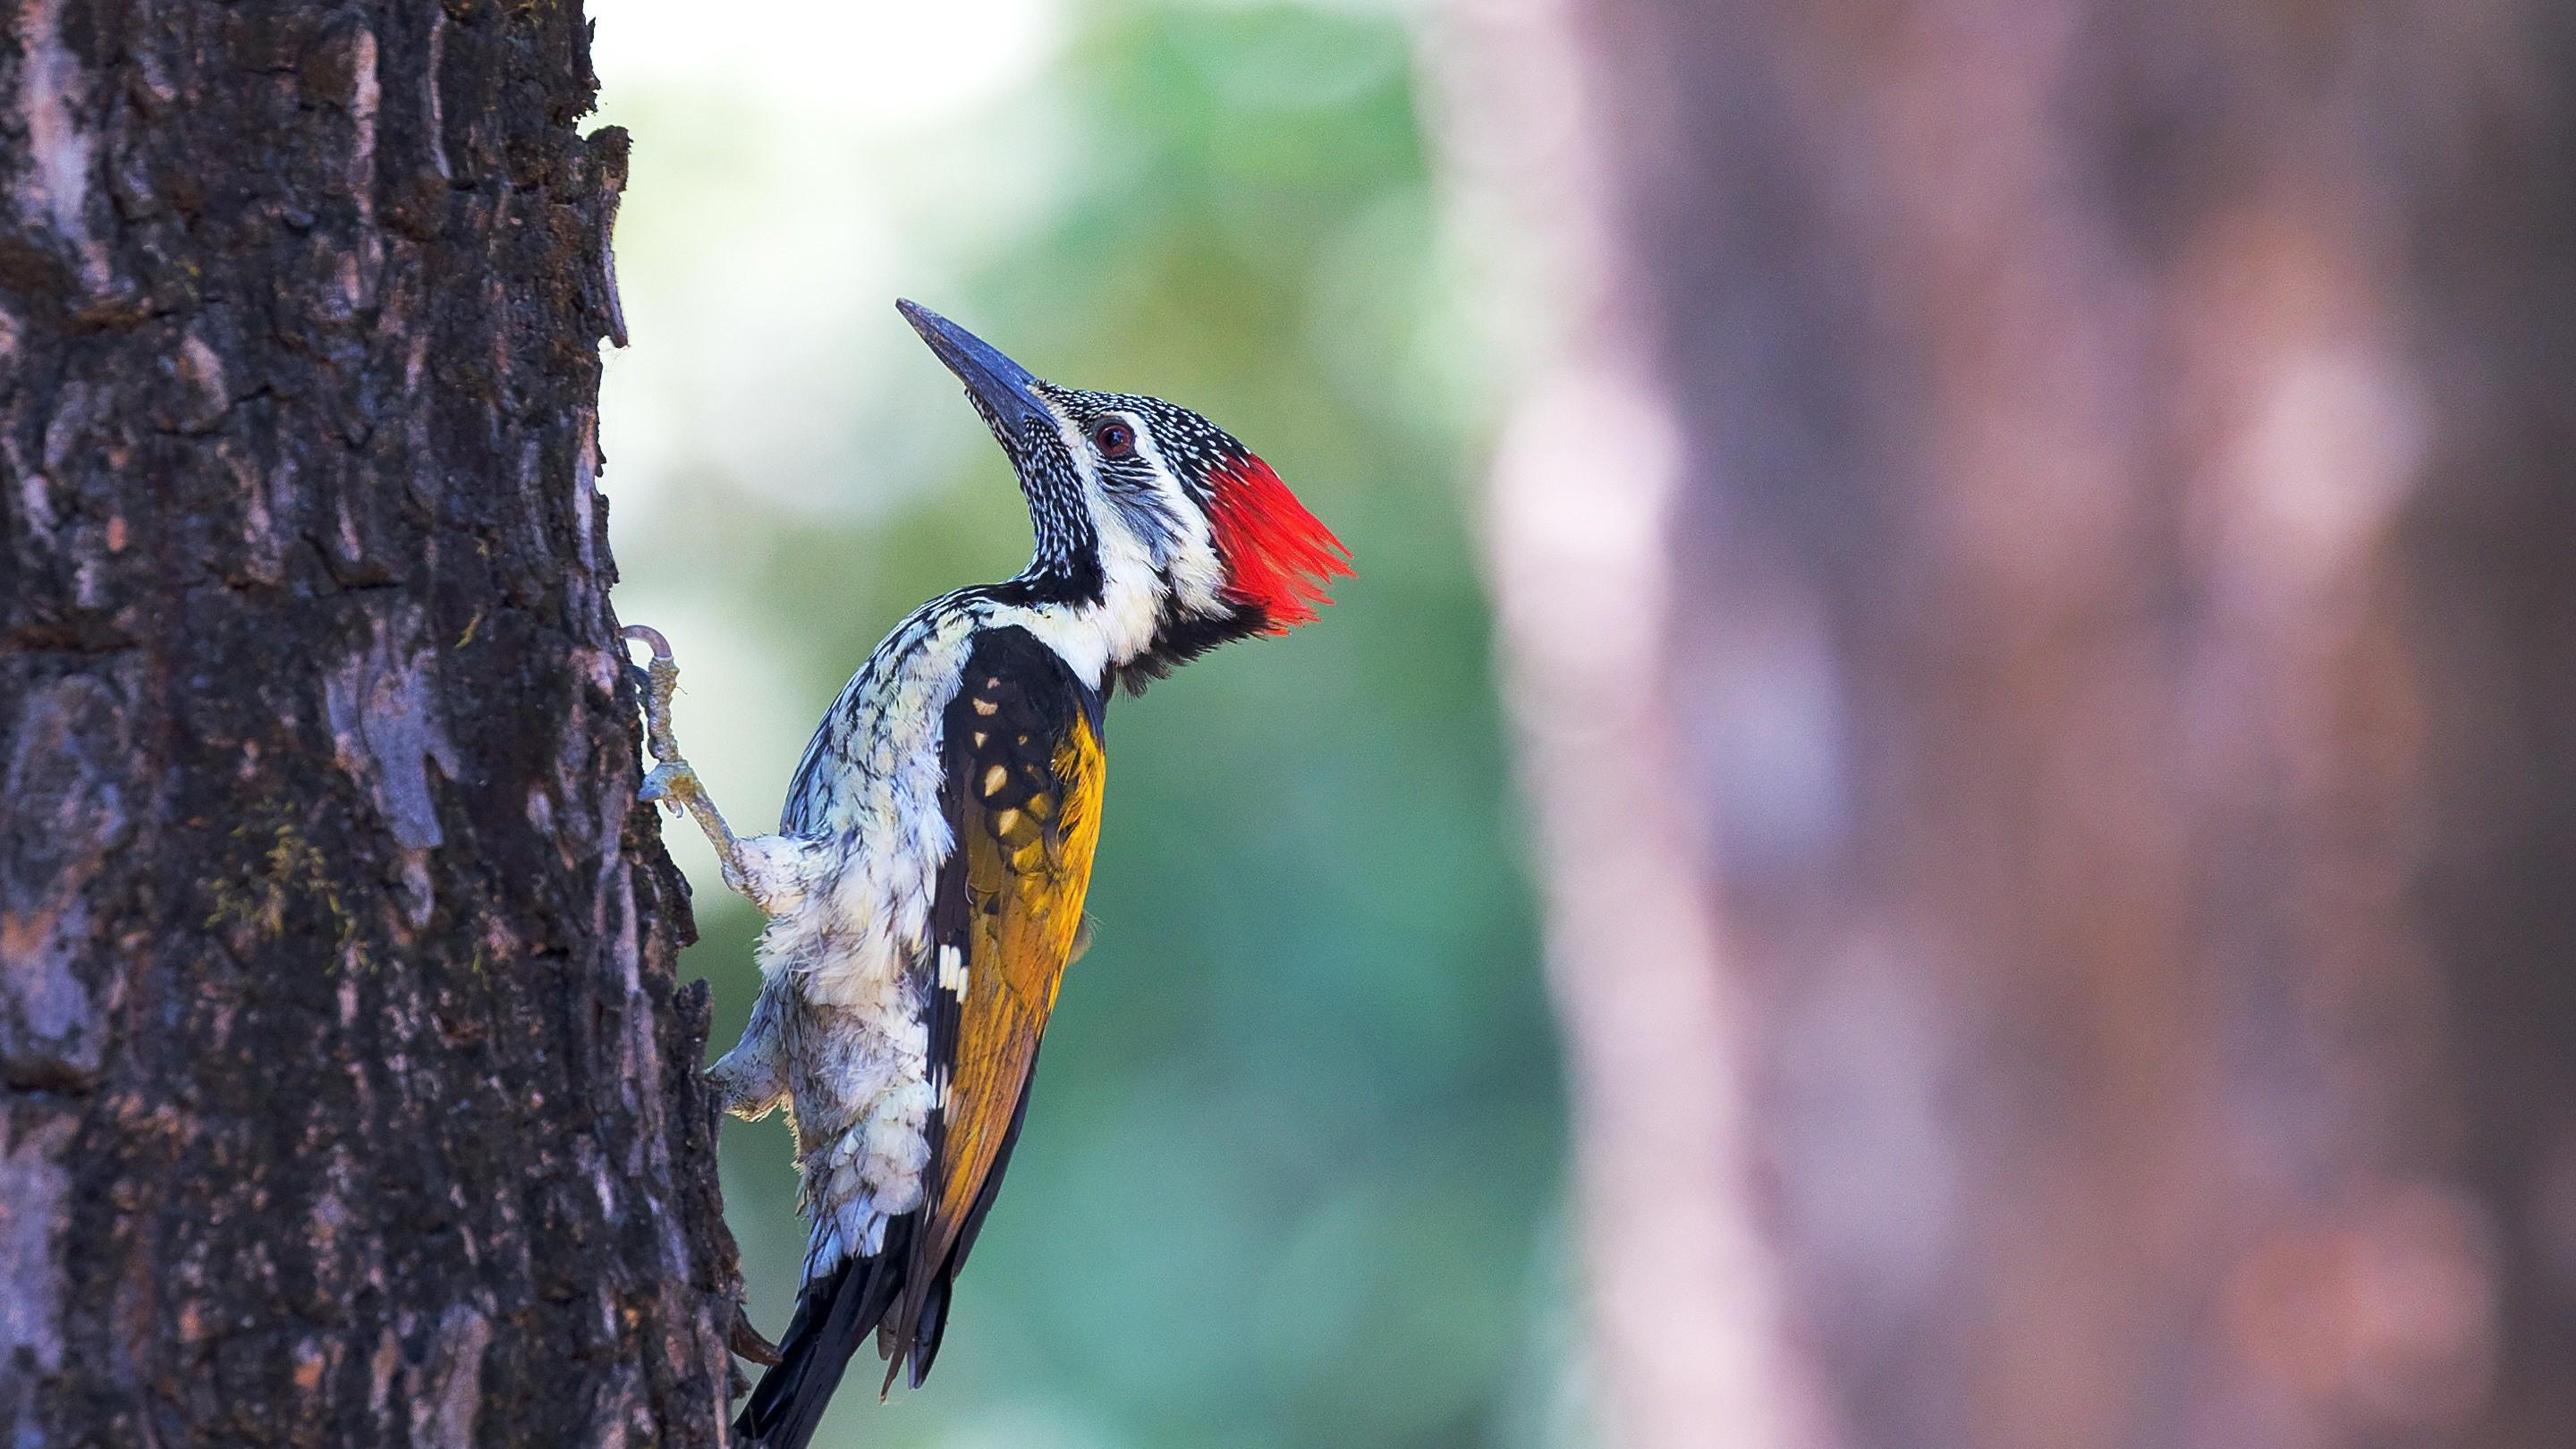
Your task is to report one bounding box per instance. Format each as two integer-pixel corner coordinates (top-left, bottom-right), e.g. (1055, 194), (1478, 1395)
(596, 2), (1569, 1443)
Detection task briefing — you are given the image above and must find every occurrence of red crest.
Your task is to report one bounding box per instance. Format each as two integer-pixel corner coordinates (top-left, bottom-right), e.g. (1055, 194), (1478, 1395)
(1206, 456), (1353, 632)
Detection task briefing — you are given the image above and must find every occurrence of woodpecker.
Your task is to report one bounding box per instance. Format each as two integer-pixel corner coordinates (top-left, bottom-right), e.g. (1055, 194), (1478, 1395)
(624, 301), (1351, 1449)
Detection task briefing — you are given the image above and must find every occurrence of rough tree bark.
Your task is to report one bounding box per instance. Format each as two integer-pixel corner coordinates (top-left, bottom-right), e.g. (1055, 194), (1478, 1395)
(1, 3), (738, 1445)
(1436, 2), (2575, 1448)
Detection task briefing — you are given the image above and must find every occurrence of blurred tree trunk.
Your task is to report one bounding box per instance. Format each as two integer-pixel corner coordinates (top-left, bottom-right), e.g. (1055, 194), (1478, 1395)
(1, 3), (739, 1445)
(1441, 2), (2576, 1447)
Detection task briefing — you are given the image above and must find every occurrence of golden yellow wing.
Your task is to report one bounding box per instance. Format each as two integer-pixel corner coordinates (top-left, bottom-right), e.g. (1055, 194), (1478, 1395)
(886, 625), (1106, 1388)
(932, 687), (1101, 1250)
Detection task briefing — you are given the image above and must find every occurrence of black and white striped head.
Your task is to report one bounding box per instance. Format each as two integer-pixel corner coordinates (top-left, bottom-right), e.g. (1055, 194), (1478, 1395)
(900, 301), (1351, 688)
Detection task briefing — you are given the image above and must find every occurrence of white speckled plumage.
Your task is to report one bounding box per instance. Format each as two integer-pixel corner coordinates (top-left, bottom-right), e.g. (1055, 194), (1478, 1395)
(648, 303), (1351, 1445)
(707, 582), (1137, 1275)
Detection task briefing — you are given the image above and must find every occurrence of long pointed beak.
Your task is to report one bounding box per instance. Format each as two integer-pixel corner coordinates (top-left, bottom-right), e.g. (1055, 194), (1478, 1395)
(897, 300), (1054, 439)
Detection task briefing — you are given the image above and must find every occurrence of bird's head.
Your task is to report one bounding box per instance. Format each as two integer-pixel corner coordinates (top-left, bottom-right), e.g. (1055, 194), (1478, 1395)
(900, 300), (1352, 690)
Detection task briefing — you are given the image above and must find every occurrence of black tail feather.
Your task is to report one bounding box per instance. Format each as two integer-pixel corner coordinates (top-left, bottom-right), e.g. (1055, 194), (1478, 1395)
(744, 1064), (1047, 1436)
(911, 1280), (949, 1388)
(736, 1217), (914, 1449)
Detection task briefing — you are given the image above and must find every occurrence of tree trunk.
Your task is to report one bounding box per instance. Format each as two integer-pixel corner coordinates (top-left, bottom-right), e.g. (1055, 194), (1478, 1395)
(1436, 2), (2576, 1447)
(1, 3), (738, 1445)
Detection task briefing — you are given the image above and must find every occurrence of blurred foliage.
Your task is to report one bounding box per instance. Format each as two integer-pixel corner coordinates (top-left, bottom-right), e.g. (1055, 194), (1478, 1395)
(596, 1), (1565, 1444)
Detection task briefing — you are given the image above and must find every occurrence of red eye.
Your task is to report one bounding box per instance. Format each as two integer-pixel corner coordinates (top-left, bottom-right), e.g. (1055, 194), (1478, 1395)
(1092, 420), (1136, 458)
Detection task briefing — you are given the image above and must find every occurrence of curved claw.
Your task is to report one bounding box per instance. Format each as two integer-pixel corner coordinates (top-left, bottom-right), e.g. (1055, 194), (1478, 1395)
(730, 1302), (783, 1368)
(620, 623), (674, 661)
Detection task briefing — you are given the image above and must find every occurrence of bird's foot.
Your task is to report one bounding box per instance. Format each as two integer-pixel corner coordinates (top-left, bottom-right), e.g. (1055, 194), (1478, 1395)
(621, 623), (684, 764)
(639, 758), (704, 818)
(620, 624), (701, 819)
(620, 625), (758, 898)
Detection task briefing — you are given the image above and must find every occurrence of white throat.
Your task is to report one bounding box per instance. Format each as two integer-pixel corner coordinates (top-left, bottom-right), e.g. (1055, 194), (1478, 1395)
(1003, 526), (1164, 691)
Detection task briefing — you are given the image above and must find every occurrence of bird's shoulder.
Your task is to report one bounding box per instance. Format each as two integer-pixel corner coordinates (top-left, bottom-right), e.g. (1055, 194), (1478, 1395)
(940, 621), (1107, 749)
(779, 592), (1103, 837)
(777, 591), (989, 836)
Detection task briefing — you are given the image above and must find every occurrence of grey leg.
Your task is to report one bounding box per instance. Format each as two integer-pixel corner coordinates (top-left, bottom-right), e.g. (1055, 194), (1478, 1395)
(622, 624), (762, 901)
